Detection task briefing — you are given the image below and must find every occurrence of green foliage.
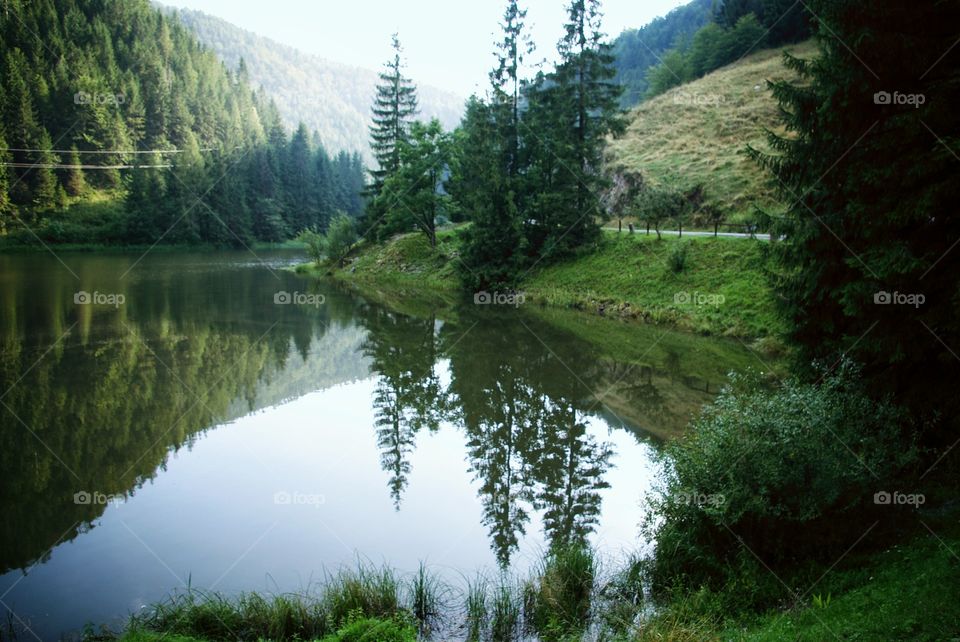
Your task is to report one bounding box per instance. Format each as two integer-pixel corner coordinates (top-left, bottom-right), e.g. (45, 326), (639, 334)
(611, 0), (714, 106)
(749, 0), (960, 437)
(378, 120), (451, 247)
(324, 213), (359, 267)
(169, 8), (462, 166)
(367, 34), (419, 198)
(667, 241), (689, 273)
(635, 185), (688, 239)
(644, 8), (798, 100)
(525, 545), (596, 639)
(0, 0), (364, 245)
(327, 615), (417, 642)
(646, 362), (918, 610)
(296, 228), (326, 266)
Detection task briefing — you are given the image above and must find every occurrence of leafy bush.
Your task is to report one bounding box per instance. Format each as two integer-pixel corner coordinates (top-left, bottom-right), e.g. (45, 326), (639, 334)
(329, 614), (417, 642)
(646, 361), (917, 608)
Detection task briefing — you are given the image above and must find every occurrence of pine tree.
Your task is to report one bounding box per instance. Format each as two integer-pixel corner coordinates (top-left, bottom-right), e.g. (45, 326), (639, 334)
(63, 145), (86, 197)
(363, 34), (419, 242)
(749, 0), (960, 439)
(526, 0), (624, 259)
(368, 34), (419, 192)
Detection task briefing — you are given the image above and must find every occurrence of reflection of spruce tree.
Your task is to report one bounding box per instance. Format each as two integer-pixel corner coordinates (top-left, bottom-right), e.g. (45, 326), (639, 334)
(443, 316), (556, 567)
(463, 378), (543, 567)
(361, 307), (444, 509)
(534, 400), (613, 552)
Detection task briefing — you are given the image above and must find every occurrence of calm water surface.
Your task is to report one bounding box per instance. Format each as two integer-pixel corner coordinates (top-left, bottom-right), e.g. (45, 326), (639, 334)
(0, 251), (760, 639)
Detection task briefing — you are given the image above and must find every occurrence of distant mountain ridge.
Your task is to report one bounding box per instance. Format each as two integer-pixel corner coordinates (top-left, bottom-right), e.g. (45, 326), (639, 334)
(163, 6), (465, 164)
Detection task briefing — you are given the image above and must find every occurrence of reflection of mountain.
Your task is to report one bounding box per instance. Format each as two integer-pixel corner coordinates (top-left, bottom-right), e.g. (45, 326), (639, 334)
(0, 254), (370, 573)
(0, 253), (766, 574)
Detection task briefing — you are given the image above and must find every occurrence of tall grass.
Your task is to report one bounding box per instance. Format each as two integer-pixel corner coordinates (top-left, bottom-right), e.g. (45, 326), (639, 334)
(525, 545), (598, 640)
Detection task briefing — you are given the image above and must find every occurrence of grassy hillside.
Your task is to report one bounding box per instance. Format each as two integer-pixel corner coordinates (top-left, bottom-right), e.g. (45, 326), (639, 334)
(299, 229), (783, 341)
(607, 39), (818, 222)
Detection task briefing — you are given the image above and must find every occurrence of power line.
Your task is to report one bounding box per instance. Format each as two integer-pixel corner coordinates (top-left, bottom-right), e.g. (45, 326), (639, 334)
(0, 162), (173, 169)
(0, 147), (217, 154)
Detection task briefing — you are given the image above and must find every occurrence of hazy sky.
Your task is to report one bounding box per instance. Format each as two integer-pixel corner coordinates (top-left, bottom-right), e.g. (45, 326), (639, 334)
(162, 0), (689, 96)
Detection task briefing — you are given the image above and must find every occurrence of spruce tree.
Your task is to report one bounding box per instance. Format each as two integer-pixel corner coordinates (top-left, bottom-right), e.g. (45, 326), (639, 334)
(525, 0), (623, 259)
(364, 34), (419, 241)
(64, 145), (86, 197)
(750, 0), (960, 438)
(368, 33), (419, 192)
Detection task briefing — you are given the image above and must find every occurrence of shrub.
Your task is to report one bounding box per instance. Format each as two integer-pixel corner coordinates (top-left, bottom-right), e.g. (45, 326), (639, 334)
(667, 241), (689, 273)
(525, 545), (596, 640)
(645, 361), (918, 609)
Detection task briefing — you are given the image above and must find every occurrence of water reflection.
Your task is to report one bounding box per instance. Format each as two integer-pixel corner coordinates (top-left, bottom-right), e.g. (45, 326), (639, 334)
(0, 252), (763, 636)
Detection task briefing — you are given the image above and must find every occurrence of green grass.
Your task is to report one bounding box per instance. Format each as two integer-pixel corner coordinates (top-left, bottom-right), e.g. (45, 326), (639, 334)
(606, 40), (818, 224)
(91, 515), (957, 641)
(301, 229), (782, 341)
(726, 522), (960, 641)
(524, 232), (783, 339)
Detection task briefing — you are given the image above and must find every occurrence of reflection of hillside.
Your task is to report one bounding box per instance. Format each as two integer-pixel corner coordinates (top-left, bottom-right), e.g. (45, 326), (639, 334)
(0, 255), (371, 573)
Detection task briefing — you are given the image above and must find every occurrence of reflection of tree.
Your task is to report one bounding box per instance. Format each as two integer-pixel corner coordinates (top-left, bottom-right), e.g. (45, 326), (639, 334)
(0, 257), (362, 573)
(360, 307), (444, 508)
(534, 401), (613, 552)
(442, 313), (615, 567)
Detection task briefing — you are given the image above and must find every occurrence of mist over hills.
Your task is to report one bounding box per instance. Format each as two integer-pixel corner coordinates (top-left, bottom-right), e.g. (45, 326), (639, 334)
(165, 6), (465, 163)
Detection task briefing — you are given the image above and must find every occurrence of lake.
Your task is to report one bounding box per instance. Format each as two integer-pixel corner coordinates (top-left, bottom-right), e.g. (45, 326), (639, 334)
(0, 250), (763, 640)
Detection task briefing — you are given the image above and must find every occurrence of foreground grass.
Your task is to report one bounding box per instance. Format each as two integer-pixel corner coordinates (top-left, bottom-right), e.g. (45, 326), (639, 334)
(307, 229), (782, 340)
(92, 517), (958, 641)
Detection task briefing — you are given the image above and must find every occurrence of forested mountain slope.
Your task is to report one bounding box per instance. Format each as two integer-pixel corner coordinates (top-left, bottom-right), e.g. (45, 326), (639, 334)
(167, 6), (465, 164)
(0, 0), (364, 245)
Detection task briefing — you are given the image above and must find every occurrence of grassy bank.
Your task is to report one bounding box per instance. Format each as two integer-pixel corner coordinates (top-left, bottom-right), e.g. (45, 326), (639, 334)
(91, 518), (958, 641)
(299, 228), (783, 340)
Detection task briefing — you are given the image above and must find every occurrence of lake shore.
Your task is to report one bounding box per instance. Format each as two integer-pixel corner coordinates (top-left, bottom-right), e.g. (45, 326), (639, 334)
(294, 228), (786, 344)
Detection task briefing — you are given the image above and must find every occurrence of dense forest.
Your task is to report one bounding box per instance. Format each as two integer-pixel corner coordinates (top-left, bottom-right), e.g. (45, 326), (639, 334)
(0, 0), (365, 245)
(610, 0), (713, 106)
(168, 7), (464, 165)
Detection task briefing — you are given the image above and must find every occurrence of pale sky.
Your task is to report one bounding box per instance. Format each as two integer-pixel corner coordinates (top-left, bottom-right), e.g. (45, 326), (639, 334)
(161, 0), (689, 96)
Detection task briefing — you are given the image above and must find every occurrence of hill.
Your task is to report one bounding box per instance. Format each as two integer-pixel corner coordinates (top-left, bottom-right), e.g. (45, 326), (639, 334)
(167, 7), (465, 163)
(606, 39), (818, 222)
(611, 0), (714, 106)
(0, 0), (364, 245)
